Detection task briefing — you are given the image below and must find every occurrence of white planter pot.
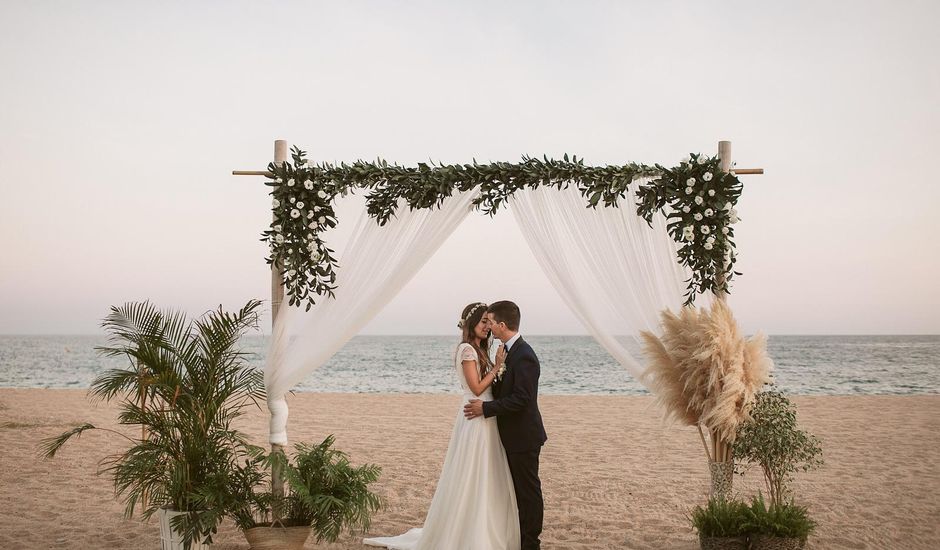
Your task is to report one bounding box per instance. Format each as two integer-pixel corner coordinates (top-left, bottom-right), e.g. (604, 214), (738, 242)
(158, 508), (209, 550)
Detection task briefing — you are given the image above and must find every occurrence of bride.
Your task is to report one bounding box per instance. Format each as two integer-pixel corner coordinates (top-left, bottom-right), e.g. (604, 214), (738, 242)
(364, 302), (521, 549)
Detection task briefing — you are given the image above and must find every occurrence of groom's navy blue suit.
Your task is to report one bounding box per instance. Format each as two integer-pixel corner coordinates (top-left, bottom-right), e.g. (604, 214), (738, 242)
(483, 337), (547, 550)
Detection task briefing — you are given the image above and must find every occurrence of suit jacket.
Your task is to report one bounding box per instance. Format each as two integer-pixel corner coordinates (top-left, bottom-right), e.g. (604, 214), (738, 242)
(482, 337), (547, 453)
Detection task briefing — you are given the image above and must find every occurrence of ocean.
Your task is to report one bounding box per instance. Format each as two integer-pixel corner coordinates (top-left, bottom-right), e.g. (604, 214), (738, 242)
(0, 335), (937, 395)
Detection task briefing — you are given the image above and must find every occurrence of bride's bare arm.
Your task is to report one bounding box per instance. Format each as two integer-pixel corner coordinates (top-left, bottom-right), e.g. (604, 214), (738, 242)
(462, 359), (498, 397)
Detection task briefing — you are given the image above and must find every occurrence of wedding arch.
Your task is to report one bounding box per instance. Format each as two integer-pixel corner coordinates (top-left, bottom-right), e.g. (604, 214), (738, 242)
(233, 139), (763, 488)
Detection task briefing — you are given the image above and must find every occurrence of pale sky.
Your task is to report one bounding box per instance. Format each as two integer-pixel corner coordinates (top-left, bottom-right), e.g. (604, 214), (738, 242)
(1, 1), (938, 335)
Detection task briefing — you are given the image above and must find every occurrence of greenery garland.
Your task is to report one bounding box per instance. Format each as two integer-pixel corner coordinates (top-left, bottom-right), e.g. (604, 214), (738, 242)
(263, 147), (743, 310)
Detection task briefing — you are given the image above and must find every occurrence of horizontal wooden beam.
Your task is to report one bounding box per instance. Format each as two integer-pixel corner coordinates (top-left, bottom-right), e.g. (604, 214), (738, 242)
(232, 168), (764, 177)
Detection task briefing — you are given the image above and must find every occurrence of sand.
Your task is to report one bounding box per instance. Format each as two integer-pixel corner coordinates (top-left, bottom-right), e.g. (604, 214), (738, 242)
(0, 389), (938, 549)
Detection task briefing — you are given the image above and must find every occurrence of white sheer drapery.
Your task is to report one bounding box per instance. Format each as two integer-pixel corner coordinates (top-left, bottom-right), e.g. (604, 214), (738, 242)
(509, 181), (700, 378)
(265, 189), (481, 444)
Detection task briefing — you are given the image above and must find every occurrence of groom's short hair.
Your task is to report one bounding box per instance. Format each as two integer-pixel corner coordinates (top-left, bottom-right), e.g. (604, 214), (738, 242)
(487, 301), (520, 331)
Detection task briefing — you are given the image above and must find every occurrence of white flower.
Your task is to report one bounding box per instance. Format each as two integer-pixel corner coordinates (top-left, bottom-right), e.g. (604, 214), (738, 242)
(306, 234), (313, 240)
(695, 196), (704, 205)
(704, 242), (713, 250)
(290, 209), (300, 219)
(694, 213), (703, 221)
(304, 180), (313, 190)
(287, 178), (295, 187)
(723, 202), (733, 211)
(686, 187), (694, 195)
(682, 205), (691, 213)
(288, 248), (294, 254)
(682, 226), (695, 241)
(722, 227), (729, 235)
(705, 208), (714, 217)
(289, 197), (296, 203)
(308, 222), (317, 229)
(703, 172), (713, 182)
(318, 216), (326, 224)
(311, 252), (321, 262)
(307, 210), (314, 218)
(700, 225), (710, 234)
(686, 177), (696, 186)
(708, 189), (716, 196)
(296, 201), (304, 209)
(306, 241), (315, 251)
(288, 269), (296, 277)
(697, 156), (707, 165)
(706, 236), (715, 244)
(272, 199), (280, 208)
(275, 234), (285, 243)
(274, 224), (282, 233)
(317, 190), (327, 199)
(314, 206), (321, 212)
(729, 208), (740, 224)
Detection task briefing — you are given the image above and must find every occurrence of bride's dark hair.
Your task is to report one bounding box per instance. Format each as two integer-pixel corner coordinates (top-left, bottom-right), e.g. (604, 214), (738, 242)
(459, 302), (494, 379)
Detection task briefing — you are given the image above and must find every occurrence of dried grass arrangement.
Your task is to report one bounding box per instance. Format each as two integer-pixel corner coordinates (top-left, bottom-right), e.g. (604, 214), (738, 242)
(640, 299), (773, 465)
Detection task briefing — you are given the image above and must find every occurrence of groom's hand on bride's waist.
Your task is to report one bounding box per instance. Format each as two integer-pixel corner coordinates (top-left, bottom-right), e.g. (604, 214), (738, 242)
(464, 399), (484, 419)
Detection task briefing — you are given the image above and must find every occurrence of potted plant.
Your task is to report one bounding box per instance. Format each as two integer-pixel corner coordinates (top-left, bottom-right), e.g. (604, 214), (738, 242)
(733, 391), (822, 549)
(42, 300), (265, 550)
(743, 494), (816, 550)
(224, 435), (382, 549)
(689, 497), (749, 550)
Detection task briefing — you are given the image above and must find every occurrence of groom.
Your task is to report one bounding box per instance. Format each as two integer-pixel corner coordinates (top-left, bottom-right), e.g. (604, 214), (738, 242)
(464, 300), (547, 550)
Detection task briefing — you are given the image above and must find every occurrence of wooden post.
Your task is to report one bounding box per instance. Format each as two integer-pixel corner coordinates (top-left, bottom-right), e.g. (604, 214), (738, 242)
(715, 140), (732, 304)
(713, 140), (733, 481)
(271, 139), (287, 501)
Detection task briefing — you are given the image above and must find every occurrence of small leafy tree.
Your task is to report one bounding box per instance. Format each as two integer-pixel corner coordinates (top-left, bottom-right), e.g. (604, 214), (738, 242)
(732, 391), (823, 505)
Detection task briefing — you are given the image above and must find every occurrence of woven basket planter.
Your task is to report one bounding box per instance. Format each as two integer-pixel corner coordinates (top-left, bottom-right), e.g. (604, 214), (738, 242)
(750, 534), (805, 550)
(243, 525), (312, 550)
(699, 534), (748, 550)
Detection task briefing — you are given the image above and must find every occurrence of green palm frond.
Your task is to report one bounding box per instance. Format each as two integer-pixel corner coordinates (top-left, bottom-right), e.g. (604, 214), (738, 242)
(43, 299), (266, 549)
(39, 423), (98, 458)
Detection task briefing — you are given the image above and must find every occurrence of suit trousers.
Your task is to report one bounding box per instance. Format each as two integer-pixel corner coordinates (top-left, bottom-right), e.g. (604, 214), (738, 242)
(506, 447), (543, 550)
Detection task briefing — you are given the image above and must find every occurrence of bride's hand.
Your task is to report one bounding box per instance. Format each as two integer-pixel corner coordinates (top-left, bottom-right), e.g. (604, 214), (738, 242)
(495, 344), (506, 367)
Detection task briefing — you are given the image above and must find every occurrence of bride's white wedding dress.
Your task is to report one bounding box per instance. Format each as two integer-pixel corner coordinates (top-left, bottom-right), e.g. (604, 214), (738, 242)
(363, 343), (520, 549)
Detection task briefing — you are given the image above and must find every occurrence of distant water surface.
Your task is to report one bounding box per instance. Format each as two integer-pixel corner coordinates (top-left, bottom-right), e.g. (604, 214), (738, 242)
(0, 335), (937, 395)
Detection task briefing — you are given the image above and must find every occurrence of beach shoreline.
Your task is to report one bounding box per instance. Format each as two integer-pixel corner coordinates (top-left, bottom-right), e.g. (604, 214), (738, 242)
(1, 389), (937, 549)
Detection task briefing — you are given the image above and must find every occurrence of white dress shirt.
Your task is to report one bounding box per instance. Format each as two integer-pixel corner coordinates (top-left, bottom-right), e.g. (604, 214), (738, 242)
(503, 332), (522, 352)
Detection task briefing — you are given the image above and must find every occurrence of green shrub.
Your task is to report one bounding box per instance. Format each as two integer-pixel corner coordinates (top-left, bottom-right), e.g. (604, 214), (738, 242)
(743, 493), (816, 540)
(690, 497), (749, 538)
(226, 435), (383, 543)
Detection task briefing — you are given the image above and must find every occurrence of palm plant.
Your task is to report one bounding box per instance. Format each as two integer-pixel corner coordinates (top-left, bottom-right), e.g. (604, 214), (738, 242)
(41, 300), (265, 548)
(227, 435), (383, 544)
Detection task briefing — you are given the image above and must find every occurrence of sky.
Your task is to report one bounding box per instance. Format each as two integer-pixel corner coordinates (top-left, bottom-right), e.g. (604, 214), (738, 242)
(1, 1), (938, 335)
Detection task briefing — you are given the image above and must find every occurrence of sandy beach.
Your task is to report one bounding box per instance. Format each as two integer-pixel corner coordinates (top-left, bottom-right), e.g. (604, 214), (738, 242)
(0, 389), (937, 549)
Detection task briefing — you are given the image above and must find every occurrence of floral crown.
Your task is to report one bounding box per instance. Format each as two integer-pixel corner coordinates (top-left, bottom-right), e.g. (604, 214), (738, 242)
(457, 303), (487, 330)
